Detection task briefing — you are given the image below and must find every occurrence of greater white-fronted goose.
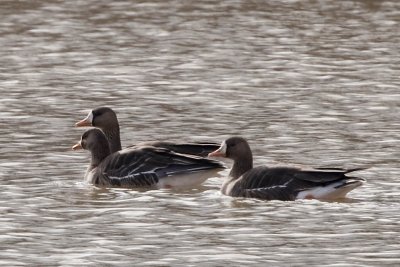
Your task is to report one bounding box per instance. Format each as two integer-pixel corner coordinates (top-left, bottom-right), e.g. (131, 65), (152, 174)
(72, 128), (225, 188)
(208, 137), (365, 201)
(75, 107), (220, 156)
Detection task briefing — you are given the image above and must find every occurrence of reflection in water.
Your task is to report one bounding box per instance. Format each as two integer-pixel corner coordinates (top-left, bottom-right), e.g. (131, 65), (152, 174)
(0, 0), (400, 265)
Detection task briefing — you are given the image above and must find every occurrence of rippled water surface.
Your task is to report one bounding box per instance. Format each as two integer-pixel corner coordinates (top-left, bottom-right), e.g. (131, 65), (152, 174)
(1, 0), (400, 266)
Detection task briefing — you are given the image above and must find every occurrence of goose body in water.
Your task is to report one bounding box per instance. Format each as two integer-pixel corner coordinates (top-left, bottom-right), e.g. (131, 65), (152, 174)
(72, 129), (224, 188)
(208, 137), (365, 201)
(75, 107), (220, 156)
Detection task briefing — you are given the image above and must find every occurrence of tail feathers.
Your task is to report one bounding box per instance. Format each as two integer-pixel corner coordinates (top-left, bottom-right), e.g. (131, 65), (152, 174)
(344, 168), (367, 174)
(335, 177), (365, 189)
(164, 143), (220, 157)
(330, 179), (364, 199)
(314, 167), (366, 174)
(135, 141), (220, 157)
(296, 178), (364, 200)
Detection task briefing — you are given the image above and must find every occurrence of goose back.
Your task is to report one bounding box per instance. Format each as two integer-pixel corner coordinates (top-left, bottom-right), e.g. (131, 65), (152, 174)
(87, 146), (224, 188)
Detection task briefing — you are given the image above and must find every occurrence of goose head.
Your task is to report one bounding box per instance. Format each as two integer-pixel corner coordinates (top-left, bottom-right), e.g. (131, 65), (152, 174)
(75, 107), (118, 129)
(72, 128), (110, 153)
(208, 137), (252, 161)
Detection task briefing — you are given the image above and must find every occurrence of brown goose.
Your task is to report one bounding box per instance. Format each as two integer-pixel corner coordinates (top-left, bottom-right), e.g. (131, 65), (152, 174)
(208, 137), (365, 201)
(75, 107), (220, 156)
(72, 128), (224, 188)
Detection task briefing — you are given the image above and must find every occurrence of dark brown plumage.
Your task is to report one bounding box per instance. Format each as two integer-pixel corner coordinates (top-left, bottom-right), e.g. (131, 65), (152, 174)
(75, 107), (221, 156)
(209, 137), (365, 201)
(73, 129), (224, 188)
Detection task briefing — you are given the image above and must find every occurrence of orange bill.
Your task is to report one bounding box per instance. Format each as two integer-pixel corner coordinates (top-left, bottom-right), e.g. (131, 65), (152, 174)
(72, 142), (83, 150)
(75, 118), (92, 127)
(208, 149), (225, 157)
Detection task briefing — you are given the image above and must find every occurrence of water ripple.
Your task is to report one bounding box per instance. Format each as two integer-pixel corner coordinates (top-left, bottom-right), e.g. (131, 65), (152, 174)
(0, 0), (399, 265)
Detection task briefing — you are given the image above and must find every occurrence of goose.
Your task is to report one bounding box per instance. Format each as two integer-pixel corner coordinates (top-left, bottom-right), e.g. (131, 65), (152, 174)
(75, 107), (220, 156)
(72, 128), (225, 188)
(208, 137), (365, 201)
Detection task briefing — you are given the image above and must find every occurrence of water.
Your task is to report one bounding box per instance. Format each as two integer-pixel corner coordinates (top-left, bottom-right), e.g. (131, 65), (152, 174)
(1, 0), (399, 265)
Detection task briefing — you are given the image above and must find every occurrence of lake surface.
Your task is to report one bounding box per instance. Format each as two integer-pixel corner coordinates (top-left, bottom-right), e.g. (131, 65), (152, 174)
(1, 0), (399, 266)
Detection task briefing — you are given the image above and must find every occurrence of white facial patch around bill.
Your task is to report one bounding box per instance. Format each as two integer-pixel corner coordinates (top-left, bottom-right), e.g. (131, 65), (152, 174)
(85, 111), (94, 124)
(219, 140), (227, 155)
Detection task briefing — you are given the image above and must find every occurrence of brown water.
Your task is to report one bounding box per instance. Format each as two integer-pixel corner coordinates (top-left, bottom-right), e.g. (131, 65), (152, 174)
(1, 0), (400, 266)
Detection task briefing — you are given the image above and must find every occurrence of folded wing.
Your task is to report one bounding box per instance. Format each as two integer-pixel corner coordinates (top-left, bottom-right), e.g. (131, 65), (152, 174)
(131, 141), (221, 157)
(93, 146), (224, 188)
(229, 166), (364, 201)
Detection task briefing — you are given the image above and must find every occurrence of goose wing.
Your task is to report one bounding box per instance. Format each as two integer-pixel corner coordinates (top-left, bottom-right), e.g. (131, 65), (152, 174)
(229, 166), (364, 201)
(293, 167), (365, 183)
(95, 146), (224, 187)
(229, 167), (301, 200)
(132, 141), (221, 157)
